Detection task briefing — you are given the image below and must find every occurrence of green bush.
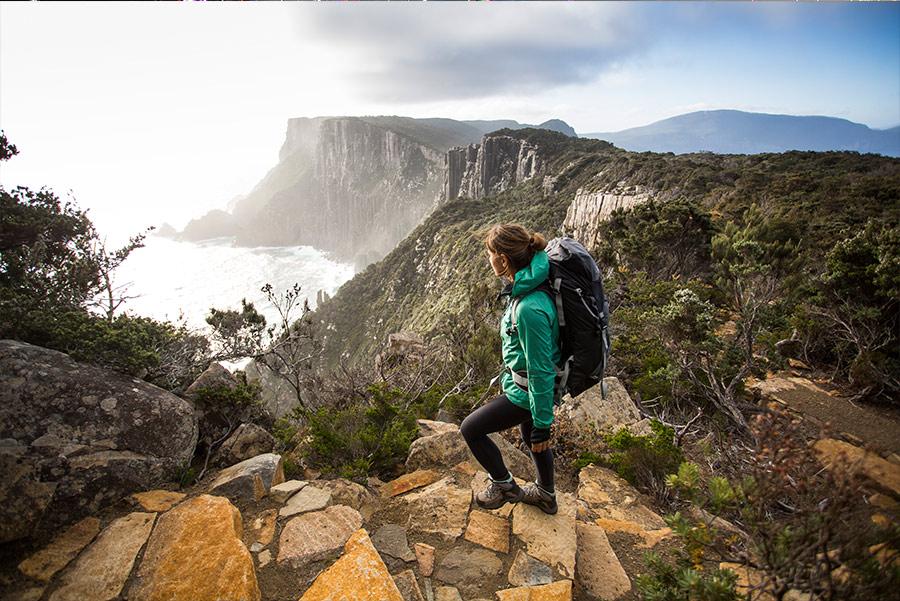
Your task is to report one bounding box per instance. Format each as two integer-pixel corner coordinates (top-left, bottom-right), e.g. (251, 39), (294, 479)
(299, 382), (418, 481)
(602, 420), (683, 489)
(636, 550), (739, 601)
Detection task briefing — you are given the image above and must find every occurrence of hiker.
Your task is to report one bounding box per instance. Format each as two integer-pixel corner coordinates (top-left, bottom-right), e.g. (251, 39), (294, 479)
(460, 223), (560, 515)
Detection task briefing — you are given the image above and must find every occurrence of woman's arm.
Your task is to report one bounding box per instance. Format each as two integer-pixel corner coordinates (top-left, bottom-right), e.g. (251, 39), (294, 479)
(516, 302), (556, 430)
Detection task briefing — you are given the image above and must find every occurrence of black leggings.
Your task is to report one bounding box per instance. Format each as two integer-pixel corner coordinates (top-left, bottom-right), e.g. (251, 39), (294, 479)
(459, 393), (554, 491)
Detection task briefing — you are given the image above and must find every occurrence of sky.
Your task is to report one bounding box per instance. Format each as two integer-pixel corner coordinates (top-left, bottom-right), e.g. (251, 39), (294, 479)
(1, 1), (898, 246)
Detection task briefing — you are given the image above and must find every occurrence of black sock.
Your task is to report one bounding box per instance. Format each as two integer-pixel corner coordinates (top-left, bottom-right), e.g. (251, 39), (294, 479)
(537, 482), (555, 495)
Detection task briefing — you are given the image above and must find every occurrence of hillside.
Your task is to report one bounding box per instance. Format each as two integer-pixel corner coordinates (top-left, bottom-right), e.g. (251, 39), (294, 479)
(582, 109), (900, 157)
(312, 127), (900, 367)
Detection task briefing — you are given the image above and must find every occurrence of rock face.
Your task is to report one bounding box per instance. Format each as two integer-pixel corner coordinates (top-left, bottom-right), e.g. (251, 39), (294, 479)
(445, 134), (545, 201)
(242, 359), (299, 420)
(213, 423), (276, 467)
(49, 512), (156, 601)
(226, 117), (447, 270)
(129, 495), (260, 601)
(209, 453), (285, 502)
(562, 186), (656, 250)
(0, 340), (198, 542)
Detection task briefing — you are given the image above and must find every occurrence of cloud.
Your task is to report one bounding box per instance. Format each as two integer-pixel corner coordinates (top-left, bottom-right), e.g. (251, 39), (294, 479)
(291, 3), (649, 103)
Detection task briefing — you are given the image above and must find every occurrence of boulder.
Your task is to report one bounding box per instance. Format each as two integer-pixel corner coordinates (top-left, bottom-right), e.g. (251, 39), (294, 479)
(311, 477), (379, 520)
(559, 377), (641, 434)
(464, 510), (510, 554)
(213, 423), (276, 467)
(405, 426), (535, 481)
(576, 464), (667, 529)
(507, 550), (553, 587)
(208, 453), (284, 502)
(269, 479), (307, 503)
(49, 512), (156, 601)
(416, 419), (457, 438)
(299, 528), (403, 601)
(129, 495), (259, 601)
(371, 523), (416, 562)
(131, 490), (186, 512)
(277, 505), (362, 567)
(0, 339), (197, 542)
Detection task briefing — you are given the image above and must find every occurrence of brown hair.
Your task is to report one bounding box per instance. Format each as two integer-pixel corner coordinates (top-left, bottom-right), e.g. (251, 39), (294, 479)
(482, 223), (547, 272)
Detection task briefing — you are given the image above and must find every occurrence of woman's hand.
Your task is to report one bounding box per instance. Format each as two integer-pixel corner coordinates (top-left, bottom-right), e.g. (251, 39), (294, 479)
(529, 426), (552, 453)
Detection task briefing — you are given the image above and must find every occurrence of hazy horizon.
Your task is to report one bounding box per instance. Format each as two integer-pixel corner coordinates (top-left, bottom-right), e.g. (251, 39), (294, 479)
(1, 2), (897, 247)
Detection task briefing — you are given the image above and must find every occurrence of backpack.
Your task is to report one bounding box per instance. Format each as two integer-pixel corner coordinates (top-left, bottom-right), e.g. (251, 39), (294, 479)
(505, 236), (612, 404)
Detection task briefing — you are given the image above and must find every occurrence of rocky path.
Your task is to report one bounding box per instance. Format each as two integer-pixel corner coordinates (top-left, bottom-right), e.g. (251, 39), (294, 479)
(3, 419), (677, 601)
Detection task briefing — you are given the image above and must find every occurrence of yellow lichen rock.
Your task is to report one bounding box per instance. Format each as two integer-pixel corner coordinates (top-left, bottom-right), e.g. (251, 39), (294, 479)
(129, 494), (259, 601)
(299, 528), (404, 601)
(496, 579), (573, 601)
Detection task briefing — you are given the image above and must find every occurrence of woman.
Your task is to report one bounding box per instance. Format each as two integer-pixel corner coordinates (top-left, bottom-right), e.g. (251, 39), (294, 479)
(460, 223), (560, 515)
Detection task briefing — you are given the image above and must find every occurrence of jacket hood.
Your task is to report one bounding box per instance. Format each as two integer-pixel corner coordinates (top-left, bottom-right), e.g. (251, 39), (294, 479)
(511, 250), (550, 297)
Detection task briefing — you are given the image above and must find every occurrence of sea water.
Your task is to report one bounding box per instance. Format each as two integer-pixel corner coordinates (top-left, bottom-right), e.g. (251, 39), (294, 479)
(109, 235), (355, 345)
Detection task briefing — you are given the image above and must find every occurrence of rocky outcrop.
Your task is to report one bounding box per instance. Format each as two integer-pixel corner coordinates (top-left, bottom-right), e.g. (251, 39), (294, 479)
(562, 185), (656, 249)
(445, 134), (545, 201)
(0, 340), (198, 542)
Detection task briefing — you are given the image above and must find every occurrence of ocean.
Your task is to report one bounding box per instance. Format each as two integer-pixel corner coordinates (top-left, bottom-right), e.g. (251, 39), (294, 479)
(109, 235), (355, 348)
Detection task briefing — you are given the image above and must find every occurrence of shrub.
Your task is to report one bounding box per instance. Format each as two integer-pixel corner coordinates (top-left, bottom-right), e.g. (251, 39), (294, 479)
(603, 420), (683, 492)
(297, 382), (418, 481)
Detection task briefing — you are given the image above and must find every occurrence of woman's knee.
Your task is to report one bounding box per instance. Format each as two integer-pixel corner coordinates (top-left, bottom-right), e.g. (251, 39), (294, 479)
(459, 412), (480, 442)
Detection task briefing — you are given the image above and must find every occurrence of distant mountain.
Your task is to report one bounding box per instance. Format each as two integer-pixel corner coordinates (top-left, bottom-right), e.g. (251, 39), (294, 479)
(581, 110), (900, 157)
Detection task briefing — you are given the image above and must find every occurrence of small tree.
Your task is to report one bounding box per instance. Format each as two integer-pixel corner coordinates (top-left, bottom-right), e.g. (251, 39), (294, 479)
(712, 205), (801, 370)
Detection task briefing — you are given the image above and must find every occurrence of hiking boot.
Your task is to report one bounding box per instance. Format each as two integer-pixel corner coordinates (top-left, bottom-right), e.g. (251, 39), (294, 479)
(475, 476), (524, 510)
(521, 482), (558, 515)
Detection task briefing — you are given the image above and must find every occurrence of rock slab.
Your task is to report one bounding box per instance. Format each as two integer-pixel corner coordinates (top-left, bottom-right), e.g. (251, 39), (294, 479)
(17, 517), (101, 582)
(575, 521), (631, 600)
(49, 511), (156, 601)
(403, 476), (471, 541)
(299, 528), (404, 601)
(277, 504), (362, 567)
(511, 494), (578, 579)
(279, 484), (332, 518)
(129, 494), (259, 601)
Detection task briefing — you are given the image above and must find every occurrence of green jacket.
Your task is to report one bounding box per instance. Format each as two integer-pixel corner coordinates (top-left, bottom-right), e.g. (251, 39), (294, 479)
(499, 250), (561, 429)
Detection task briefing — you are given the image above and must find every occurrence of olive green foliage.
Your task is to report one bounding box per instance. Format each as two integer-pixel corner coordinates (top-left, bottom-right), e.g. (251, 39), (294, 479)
(712, 204), (802, 371)
(636, 551), (739, 601)
(298, 382), (419, 481)
(602, 420), (683, 490)
(596, 197), (715, 281)
(797, 220), (899, 400)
